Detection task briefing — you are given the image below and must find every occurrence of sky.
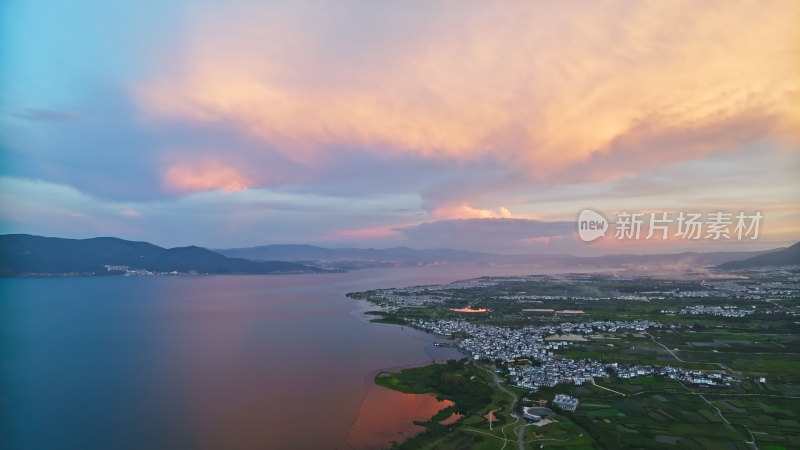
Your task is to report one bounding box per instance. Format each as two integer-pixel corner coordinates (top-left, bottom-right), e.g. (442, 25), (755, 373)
(1, 0), (798, 254)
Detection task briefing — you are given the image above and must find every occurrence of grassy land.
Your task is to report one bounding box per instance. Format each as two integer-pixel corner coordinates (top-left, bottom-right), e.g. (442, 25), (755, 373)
(529, 377), (800, 449)
(352, 271), (800, 449)
(374, 358), (800, 449)
(375, 360), (494, 418)
(551, 328), (800, 383)
(349, 273), (800, 333)
(375, 360), (525, 450)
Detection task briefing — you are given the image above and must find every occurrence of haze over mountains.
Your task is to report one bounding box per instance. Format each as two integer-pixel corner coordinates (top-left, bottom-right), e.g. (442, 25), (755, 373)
(216, 245), (492, 269)
(1, 234), (797, 277)
(215, 243), (784, 271)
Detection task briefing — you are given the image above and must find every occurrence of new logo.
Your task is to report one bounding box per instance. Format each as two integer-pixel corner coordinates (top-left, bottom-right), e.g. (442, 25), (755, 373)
(577, 208), (608, 243)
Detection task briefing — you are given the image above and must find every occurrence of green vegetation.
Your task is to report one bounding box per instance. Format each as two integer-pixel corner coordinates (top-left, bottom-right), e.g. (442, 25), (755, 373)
(378, 359), (800, 449)
(356, 270), (798, 320)
(547, 328), (800, 383)
(376, 360), (524, 450)
(355, 269), (800, 449)
(376, 360), (493, 415)
(529, 377), (800, 449)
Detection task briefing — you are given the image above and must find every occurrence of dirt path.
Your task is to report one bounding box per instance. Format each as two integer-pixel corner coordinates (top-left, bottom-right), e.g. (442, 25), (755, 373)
(590, 377), (626, 396)
(480, 365), (525, 450)
(645, 332), (684, 362)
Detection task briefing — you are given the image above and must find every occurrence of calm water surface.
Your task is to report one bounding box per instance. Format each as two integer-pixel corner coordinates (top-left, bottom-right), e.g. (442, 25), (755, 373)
(0, 266), (551, 449)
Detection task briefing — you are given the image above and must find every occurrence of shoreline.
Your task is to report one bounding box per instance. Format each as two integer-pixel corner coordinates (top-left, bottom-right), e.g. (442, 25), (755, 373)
(346, 300), (466, 449)
(345, 365), (449, 450)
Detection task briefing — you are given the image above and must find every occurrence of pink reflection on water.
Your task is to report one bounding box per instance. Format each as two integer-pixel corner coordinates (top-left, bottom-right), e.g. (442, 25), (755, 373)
(347, 383), (453, 450)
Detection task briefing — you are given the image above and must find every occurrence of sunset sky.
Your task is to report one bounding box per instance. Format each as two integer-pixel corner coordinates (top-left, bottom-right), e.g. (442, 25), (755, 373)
(1, 0), (798, 254)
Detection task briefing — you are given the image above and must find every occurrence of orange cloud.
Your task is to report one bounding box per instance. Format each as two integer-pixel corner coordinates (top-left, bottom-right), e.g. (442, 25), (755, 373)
(135, 1), (799, 184)
(163, 163), (250, 193)
(431, 204), (515, 219)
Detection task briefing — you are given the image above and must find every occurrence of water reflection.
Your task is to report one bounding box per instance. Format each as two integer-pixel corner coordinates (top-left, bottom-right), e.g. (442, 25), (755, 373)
(347, 381), (453, 450)
(1, 265), (572, 449)
(438, 412), (463, 425)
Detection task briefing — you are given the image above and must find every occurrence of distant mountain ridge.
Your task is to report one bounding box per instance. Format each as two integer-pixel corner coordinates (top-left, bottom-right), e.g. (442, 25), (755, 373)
(3, 234), (793, 277)
(717, 242), (800, 269)
(216, 244), (491, 267)
(0, 234), (323, 277)
(216, 243), (778, 270)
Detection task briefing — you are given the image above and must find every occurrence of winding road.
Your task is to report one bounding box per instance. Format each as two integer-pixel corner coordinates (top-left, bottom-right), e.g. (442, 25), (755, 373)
(481, 365), (526, 450)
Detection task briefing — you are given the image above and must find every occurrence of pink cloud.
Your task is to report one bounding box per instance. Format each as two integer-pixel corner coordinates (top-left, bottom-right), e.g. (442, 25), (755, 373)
(163, 163), (250, 193)
(432, 204), (515, 220)
(127, 0), (800, 238)
(135, 1), (799, 182)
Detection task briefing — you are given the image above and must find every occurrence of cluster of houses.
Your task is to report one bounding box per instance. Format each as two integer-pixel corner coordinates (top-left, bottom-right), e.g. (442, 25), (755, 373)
(103, 265), (167, 276)
(417, 318), (662, 352)
(369, 279), (499, 306)
(366, 270), (799, 313)
(417, 318), (663, 364)
(509, 354), (731, 392)
(672, 290), (730, 299)
(413, 318), (734, 391)
(702, 275), (799, 301)
(553, 394), (579, 412)
(495, 294), (606, 302)
(671, 305), (755, 318)
(509, 357), (607, 389)
(372, 291), (442, 306)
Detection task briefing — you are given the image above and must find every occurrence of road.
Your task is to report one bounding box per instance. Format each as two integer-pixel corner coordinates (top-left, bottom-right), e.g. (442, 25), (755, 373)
(590, 377), (625, 396)
(484, 366), (526, 450)
(645, 331), (684, 362)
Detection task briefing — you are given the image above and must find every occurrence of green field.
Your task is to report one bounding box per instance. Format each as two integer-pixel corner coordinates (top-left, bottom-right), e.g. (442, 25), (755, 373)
(351, 269), (800, 449)
(375, 359), (800, 449)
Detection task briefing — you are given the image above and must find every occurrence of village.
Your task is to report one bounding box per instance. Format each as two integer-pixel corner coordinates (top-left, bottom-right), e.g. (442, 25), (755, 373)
(670, 304), (755, 317)
(414, 318), (735, 394)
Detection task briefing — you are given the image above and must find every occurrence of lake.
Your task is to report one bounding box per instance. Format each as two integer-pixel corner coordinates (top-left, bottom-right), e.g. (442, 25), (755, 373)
(0, 266), (551, 449)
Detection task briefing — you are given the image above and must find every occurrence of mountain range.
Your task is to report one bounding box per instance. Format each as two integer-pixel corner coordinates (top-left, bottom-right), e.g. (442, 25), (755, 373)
(216, 244), (491, 269)
(215, 243), (786, 270)
(2, 234), (797, 277)
(717, 242), (800, 269)
(0, 234), (323, 277)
